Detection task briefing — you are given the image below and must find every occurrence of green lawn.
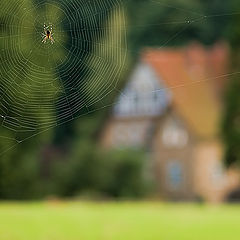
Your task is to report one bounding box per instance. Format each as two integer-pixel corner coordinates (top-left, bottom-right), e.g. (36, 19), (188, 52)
(0, 201), (240, 240)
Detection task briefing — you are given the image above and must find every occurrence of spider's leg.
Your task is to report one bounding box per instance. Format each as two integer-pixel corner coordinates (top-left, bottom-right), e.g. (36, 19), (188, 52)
(42, 36), (47, 43)
(50, 36), (55, 44)
(52, 36), (55, 43)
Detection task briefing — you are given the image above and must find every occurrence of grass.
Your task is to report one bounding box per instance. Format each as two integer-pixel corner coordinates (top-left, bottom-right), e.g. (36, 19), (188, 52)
(0, 201), (240, 240)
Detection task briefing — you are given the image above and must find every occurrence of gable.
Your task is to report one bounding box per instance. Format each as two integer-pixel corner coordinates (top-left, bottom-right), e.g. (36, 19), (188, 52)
(113, 62), (171, 118)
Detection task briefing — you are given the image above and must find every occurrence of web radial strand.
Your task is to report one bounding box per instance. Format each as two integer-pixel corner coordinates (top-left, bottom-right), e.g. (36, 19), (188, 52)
(0, 0), (127, 145)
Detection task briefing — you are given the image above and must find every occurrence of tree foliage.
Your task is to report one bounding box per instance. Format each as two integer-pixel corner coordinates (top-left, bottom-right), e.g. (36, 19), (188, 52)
(222, 0), (240, 167)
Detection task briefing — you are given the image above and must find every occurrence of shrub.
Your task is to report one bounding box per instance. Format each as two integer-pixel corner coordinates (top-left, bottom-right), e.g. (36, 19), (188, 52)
(50, 141), (151, 199)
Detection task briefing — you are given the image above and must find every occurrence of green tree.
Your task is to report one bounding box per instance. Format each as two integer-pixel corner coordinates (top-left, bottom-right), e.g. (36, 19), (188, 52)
(223, 78), (240, 167)
(222, 0), (240, 167)
(126, 0), (231, 54)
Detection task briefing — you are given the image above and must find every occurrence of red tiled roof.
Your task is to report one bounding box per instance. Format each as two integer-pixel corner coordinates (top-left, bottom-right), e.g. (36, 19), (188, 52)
(143, 42), (229, 138)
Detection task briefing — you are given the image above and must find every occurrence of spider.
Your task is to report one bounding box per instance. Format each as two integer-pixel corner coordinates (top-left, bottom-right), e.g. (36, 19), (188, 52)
(42, 24), (54, 44)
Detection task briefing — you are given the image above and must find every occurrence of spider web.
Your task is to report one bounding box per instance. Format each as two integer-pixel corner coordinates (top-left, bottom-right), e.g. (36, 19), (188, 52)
(0, 0), (239, 155)
(0, 0), (127, 155)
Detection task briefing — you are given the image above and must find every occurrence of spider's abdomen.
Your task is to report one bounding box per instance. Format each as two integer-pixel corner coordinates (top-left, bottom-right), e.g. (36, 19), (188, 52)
(46, 30), (50, 38)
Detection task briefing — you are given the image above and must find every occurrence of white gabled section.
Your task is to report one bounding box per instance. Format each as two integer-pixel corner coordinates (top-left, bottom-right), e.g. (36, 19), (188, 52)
(114, 62), (171, 118)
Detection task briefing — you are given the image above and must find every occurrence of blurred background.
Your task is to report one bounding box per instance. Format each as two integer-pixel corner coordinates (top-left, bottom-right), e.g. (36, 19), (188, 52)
(1, 0), (240, 239)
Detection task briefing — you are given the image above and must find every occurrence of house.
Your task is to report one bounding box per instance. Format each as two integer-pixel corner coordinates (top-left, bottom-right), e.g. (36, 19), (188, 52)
(100, 42), (240, 202)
